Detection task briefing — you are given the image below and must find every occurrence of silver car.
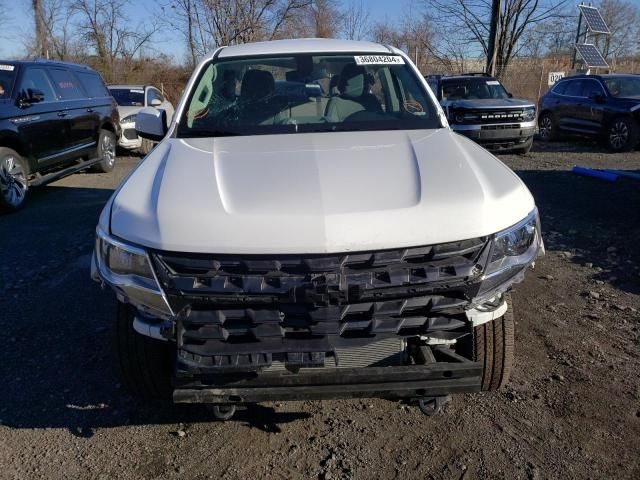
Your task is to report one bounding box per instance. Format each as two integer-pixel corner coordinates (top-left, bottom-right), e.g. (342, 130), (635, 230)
(108, 85), (174, 154)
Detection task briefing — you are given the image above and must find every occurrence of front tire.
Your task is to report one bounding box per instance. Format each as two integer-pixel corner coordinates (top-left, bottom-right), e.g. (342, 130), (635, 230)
(114, 302), (173, 400)
(538, 112), (559, 142)
(471, 293), (515, 391)
(93, 129), (117, 173)
(607, 117), (638, 152)
(0, 147), (29, 212)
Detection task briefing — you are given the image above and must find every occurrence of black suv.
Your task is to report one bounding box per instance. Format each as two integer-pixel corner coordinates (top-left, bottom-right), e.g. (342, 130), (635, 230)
(538, 74), (640, 152)
(426, 74), (536, 154)
(0, 60), (120, 211)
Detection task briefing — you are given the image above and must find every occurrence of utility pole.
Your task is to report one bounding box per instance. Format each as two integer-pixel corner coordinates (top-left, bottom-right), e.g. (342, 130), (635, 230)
(571, 5), (584, 69)
(486, 0), (501, 76)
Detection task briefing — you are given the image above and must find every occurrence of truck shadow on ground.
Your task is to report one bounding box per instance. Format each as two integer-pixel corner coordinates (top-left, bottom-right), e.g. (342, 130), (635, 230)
(515, 168), (640, 295)
(0, 169), (638, 438)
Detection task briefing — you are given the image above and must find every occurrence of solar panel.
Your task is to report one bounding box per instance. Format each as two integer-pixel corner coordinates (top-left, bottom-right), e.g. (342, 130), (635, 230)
(579, 5), (610, 34)
(575, 43), (609, 68)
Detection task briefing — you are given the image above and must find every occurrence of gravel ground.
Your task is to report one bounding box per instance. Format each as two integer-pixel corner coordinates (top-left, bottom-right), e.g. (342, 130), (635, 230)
(1, 140), (639, 479)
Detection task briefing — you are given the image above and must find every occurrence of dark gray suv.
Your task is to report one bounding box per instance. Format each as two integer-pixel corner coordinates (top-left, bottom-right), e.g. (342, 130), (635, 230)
(426, 74), (536, 154)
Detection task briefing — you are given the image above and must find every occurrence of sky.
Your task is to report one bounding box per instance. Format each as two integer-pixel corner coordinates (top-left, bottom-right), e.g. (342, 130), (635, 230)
(2, 0), (402, 61)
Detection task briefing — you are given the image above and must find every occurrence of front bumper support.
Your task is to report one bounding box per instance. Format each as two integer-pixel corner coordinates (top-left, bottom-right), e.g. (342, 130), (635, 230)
(173, 346), (482, 404)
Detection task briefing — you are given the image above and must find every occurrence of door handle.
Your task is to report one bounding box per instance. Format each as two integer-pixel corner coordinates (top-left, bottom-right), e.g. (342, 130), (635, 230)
(57, 111), (69, 117)
(87, 108), (94, 113)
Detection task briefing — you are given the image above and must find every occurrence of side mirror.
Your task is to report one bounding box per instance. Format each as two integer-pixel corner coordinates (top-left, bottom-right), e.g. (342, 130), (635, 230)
(589, 93), (605, 103)
(150, 98), (163, 107)
(135, 107), (167, 142)
(507, 92), (513, 98)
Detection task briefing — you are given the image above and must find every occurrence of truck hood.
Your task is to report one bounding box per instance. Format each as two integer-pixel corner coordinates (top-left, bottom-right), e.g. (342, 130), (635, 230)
(443, 98), (534, 109)
(109, 129), (536, 254)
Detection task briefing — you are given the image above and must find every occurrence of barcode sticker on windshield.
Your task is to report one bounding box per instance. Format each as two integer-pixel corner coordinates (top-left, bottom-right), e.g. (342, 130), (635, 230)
(0, 64), (15, 71)
(486, 80), (500, 85)
(355, 55), (405, 66)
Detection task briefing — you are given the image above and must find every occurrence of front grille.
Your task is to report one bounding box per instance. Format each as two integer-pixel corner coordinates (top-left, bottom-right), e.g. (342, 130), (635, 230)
(462, 109), (527, 124)
(152, 240), (490, 373)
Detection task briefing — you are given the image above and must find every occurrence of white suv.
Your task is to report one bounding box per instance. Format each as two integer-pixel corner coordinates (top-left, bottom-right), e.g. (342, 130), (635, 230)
(92, 39), (542, 419)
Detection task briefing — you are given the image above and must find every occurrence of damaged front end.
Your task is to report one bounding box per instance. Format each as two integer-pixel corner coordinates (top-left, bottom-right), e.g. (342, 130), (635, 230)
(92, 209), (542, 408)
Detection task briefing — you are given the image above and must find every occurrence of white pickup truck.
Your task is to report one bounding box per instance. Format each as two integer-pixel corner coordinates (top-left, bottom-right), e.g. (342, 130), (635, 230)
(92, 38), (543, 420)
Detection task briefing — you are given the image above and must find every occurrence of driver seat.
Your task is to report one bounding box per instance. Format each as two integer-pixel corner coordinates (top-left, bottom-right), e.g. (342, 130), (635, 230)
(325, 64), (382, 122)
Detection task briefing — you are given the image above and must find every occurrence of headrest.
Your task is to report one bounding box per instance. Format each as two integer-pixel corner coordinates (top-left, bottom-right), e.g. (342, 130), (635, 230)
(338, 64), (366, 98)
(329, 74), (341, 94)
(240, 70), (275, 100)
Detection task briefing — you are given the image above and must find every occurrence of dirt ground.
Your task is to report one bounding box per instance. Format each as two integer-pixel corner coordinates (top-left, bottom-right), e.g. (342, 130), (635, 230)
(1, 140), (639, 480)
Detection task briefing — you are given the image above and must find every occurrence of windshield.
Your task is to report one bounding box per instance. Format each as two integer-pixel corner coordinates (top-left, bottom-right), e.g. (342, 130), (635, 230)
(177, 53), (439, 137)
(442, 78), (509, 100)
(603, 77), (640, 98)
(0, 64), (16, 99)
(109, 87), (145, 106)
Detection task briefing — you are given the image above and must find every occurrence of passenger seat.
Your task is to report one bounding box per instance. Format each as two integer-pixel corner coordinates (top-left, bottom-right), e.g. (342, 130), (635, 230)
(325, 65), (382, 122)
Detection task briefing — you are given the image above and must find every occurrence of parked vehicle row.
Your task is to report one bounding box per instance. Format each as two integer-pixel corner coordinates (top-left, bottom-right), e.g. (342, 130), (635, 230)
(0, 60), (119, 211)
(0, 58), (175, 211)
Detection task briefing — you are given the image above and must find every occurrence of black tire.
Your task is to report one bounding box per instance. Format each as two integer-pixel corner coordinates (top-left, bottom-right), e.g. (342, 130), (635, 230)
(606, 117), (638, 152)
(93, 129), (117, 173)
(472, 293), (515, 391)
(538, 112), (559, 142)
(513, 137), (533, 155)
(0, 147), (29, 212)
(138, 138), (155, 156)
(114, 301), (174, 400)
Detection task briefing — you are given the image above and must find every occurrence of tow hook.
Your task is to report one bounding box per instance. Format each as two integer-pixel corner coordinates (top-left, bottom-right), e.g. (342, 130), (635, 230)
(208, 404), (237, 421)
(417, 395), (450, 416)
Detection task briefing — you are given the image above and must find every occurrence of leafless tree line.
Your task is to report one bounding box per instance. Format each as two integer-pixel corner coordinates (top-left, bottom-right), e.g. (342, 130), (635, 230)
(18, 0), (640, 86)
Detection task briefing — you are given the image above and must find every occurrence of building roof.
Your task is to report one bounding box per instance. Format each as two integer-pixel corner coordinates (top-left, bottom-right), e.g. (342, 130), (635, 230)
(217, 38), (397, 59)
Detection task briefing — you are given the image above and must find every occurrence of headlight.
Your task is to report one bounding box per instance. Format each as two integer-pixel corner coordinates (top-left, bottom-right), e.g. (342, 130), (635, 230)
(96, 228), (155, 282)
(476, 209), (541, 300)
(121, 114), (137, 124)
(486, 209), (540, 275)
(523, 108), (536, 121)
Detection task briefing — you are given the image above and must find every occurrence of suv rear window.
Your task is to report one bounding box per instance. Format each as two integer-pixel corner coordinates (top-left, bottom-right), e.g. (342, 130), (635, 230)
(76, 71), (109, 98)
(49, 68), (85, 100)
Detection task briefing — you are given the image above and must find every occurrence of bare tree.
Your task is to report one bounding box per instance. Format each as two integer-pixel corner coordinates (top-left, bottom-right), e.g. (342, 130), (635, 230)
(306, 0), (342, 38)
(32, 0), (47, 57)
(163, 0), (312, 65)
(342, 0), (370, 40)
(70, 0), (158, 81)
(423, 0), (571, 77)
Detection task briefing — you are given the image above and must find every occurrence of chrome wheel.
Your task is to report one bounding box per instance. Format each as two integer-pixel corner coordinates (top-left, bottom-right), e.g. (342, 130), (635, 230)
(539, 115), (552, 139)
(101, 134), (116, 167)
(0, 155), (27, 208)
(609, 120), (629, 150)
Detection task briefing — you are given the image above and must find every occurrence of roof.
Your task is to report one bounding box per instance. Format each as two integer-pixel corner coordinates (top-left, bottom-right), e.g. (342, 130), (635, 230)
(0, 59), (94, 70)
(560, 74), (640, 81)
(217, 38), (396, 58)
(108, 84), (147, 90)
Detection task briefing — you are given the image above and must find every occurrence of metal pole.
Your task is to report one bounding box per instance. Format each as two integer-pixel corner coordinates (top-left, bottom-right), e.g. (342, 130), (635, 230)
(571, 5), (584, 69)
(486, 0), (501, 76)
